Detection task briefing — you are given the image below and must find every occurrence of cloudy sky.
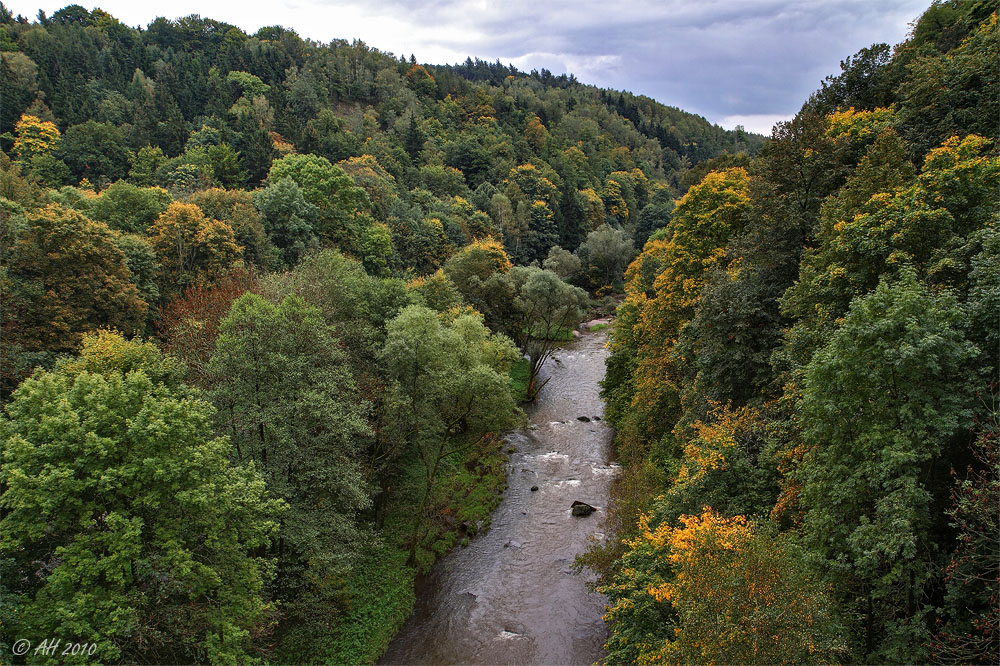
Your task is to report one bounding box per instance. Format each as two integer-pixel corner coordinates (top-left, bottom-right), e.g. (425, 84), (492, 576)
(10, 0), (930, 134)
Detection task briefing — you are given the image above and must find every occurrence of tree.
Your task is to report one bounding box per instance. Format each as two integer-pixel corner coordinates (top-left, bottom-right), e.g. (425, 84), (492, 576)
(56, 120), (130, 184)
(11, 113), (60, 166)
(506, 266), (589, 398)
(253, 176), (319, 265)
(147, 202), (242, 296)
(543, 245), (582, 280)
(265, 153), (371, 251)
(358, 220), (394, 276)
(808, 43), (895, 114)
(405, 63), (437, 97)
(523, 199), (559, 264)
(233, 113), (276, 186)
(380, 305), (521, 565)
(601, 508), (846, 665)
(928, 403), (999, 665)
(128, 145), (167, 187)
(796, 271), (977, 661)
(338, 154), (399, 219)
(157, 267), (261, 387)
(896, 14), (999, 160)
(208, 294), (372, 651)
(408, 269), (462, 313)
(402, 113), (426, 160)
(621, 167), (750, 449)
(88, 180), (172, 233)
(575, 223), (635, 289)
(113, 233), (161, 318)
(2, 204), (147, 377)
(0, 332), (281, 665)
(187, 188), (276, 270)
(442, 236), (517, 335)
(634, 200), (673, 249)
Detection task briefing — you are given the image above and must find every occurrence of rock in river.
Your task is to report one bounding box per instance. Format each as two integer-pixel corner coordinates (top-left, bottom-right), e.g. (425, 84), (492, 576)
(571, 501), (596, 517)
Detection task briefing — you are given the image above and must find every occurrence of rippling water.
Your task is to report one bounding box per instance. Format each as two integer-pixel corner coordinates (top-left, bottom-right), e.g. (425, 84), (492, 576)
(381, 330), (617, 666)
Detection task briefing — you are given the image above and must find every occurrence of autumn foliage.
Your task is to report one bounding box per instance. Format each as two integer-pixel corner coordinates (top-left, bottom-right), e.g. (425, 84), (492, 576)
(602, 507), (845, 665)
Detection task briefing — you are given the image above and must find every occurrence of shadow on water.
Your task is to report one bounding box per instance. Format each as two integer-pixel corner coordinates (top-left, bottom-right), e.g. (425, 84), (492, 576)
(380, 329), (618, 666)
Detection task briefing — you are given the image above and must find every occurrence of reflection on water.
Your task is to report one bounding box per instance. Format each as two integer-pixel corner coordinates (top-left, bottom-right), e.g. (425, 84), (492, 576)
(380, 331), (617, 666)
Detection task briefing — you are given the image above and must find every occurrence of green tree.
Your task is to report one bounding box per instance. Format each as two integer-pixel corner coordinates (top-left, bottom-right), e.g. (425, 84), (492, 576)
(113, 233), (161, 315)
(796, 271), (978, 662)
(543, 245), (582, 280)
(253, 176), (319, 265)
(207, 293), (372, 653)
(1, 332), (281, 665)
(263, 249), (413, 373)
(507, 266), (589, 398)
(265, 153), (371, 251)
(409, 269), (463, 313)
(380, 305), (521, 565)
(89, 181), (172, 233)
(128, 145), (167, 187)
(575, 223), (635, 289)
(442, 237), (517, 335)
(928, 403), (999, 665)
(56, 120), (130, 184)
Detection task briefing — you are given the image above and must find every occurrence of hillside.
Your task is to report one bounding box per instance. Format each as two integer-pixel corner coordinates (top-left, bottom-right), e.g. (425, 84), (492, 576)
(594, 0), (999, 663)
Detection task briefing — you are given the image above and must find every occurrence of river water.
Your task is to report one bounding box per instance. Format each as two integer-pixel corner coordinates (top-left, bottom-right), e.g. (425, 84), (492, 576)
(381, 329), (618, 666)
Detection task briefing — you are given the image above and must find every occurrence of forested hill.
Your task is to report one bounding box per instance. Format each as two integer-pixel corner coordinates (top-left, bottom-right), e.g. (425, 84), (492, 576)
(0, 4), (759, 191)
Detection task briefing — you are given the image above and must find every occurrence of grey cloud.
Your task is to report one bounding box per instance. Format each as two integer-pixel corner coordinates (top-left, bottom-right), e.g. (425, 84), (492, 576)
(339, 0), (926, 123)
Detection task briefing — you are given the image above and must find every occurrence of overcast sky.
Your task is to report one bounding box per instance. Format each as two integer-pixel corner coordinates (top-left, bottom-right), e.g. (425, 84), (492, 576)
(9, 0), (930, 134)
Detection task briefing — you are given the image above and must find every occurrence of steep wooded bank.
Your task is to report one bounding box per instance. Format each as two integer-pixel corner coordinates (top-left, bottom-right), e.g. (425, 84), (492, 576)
(591, 1), (999, 663)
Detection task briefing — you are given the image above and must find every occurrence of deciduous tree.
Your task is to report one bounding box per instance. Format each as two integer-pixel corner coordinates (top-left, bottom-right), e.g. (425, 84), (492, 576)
(1, 332), (281, 665)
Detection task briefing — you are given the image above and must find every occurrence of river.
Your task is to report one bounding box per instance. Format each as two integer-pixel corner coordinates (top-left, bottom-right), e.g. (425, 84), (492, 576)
(381, 328), (618, 666)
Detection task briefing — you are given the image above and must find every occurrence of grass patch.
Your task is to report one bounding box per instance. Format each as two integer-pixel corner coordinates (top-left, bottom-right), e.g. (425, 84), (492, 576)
(510, 357), (531, 403)
(526, 324), (575, 341)
(296, 540), (416, 665)
(589, 323), (609, 332)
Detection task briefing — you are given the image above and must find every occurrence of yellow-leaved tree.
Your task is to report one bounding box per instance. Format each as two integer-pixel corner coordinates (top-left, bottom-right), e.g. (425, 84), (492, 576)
(12, 114), (60, 165)
(601, 507), (846, 665)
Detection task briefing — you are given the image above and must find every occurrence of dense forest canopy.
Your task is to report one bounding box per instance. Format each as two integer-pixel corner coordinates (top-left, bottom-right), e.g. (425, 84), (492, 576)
(0, 0), (761, 393)
(0, 0), (997, 664)
(0, 2), (760, 664)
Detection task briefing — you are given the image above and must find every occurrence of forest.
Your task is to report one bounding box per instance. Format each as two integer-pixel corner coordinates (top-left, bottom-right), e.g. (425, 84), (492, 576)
(0, 2), (759, 664)
(0, 0), (997, 664)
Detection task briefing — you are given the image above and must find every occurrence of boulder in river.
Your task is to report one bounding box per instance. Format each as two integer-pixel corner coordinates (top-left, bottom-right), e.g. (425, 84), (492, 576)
(530, 485), (539, 491)
(571, 500), (596, 517)
(577, 416), (591, 422)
